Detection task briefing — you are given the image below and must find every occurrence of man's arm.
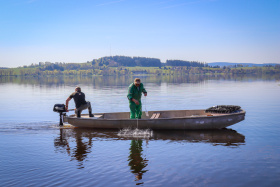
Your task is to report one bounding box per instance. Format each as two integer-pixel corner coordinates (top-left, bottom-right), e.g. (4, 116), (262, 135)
(65, 97), (71, 111)
(127, 85), (139, 105)
(127, 85), (134, 101)
(142, 84), (147, 96)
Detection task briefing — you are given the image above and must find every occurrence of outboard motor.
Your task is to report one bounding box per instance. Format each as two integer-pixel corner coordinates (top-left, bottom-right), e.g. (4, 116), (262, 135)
(53, 104), (67, 126)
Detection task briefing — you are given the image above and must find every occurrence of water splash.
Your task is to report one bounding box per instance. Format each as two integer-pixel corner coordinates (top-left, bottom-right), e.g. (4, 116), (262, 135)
(117, 128), (153, 138)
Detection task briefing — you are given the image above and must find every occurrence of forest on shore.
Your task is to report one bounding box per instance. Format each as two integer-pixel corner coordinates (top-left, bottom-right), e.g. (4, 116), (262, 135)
(1, 56), (279, 77)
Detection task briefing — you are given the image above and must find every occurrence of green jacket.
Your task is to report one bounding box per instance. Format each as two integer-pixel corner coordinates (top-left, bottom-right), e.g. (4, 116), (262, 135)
(127, 83), (147, 102)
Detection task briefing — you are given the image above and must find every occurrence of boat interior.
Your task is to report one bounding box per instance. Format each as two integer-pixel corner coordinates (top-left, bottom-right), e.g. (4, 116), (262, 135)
(72, 109), (231, 120)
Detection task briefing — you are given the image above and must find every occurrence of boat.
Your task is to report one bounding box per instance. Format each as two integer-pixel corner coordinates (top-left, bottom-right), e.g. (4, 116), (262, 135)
(56, 105), (246, 130)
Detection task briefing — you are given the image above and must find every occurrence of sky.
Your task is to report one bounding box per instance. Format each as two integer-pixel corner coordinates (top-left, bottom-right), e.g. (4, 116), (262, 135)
(0, 0), (279, 67)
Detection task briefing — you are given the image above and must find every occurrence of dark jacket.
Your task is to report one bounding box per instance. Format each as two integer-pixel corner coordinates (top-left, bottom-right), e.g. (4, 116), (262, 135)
(69, 91), (87, 108)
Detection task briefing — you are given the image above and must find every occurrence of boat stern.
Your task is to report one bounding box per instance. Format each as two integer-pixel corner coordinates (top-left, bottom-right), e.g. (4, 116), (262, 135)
(63, 115), (68, 123)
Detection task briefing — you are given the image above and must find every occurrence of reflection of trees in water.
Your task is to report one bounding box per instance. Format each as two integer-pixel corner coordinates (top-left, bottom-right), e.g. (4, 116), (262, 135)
(128, 140), (148, 182)
(1, 74), (278, 87)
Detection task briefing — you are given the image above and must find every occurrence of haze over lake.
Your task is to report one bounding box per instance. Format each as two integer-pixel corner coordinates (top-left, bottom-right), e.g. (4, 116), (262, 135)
(0, 75), (279, 187)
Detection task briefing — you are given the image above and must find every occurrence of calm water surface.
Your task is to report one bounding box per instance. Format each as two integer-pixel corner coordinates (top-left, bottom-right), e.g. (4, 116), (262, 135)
(0, 75), (279, 187)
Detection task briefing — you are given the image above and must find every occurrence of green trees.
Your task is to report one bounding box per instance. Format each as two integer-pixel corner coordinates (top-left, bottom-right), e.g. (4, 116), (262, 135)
(166, 60), (206, 67)
(91, 56), (161, 67)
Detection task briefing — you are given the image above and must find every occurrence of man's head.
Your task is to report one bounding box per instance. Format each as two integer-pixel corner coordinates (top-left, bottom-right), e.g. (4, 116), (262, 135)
(75, 86), (81, 92)
(134, 78), (141, 87)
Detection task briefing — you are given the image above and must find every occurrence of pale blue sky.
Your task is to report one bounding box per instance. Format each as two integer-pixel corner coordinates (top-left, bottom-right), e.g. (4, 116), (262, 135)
(0, 0), (279, 67)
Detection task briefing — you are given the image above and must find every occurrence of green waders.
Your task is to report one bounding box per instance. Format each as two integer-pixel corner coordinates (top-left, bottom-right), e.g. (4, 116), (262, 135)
(129, 100), (142, 119)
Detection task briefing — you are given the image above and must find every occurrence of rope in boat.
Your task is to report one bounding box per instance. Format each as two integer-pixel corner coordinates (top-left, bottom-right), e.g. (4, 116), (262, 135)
(144, 96), (149, 116)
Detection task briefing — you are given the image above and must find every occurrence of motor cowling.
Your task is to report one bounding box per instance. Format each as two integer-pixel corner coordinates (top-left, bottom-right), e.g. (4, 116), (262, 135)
(53, 104), (67, 126)
(53, 104), (66, 113)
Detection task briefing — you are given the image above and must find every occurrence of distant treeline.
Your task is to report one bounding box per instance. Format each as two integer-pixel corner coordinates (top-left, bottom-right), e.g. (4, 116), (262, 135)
(93, 56), (162, 67)
(0, 55), (279, 77)
(93, 56), (206, 67)
(166, 60), (205, 67)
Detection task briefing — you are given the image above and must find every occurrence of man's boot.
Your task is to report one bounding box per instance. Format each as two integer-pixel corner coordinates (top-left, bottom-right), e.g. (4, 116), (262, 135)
(88, 102), (94, 117)
(77, 111), (81, 118)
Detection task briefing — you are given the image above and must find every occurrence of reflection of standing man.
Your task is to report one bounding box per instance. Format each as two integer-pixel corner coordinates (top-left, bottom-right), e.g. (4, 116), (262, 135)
(127, 78), (147, 119)
(128, 140), (148, 181)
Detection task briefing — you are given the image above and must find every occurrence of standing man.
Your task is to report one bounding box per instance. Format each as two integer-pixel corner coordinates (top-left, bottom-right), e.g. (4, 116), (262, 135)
(66, 86), (94, 118)
(127, 78), (147, 119)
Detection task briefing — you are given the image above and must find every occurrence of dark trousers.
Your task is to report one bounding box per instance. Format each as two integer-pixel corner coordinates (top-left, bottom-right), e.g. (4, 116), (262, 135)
(75, 102), (92, 117)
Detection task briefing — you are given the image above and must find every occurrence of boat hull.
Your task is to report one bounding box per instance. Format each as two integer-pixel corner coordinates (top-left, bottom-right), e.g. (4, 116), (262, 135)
(64, 109), (246, 130)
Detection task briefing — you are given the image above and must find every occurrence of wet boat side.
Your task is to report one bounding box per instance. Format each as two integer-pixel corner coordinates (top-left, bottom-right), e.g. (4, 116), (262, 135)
(64, 109), (246, 130)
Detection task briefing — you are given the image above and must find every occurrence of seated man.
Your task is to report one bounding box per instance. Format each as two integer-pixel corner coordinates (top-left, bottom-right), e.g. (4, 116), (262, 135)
(65, 86), (94, 118)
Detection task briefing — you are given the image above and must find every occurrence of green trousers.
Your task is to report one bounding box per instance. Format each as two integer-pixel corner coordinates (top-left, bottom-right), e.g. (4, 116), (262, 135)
(129, 100), (142, 119)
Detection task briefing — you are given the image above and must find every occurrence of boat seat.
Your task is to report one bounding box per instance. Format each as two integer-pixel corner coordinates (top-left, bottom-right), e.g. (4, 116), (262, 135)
(94, 114), (103, 118)
(150, 112), (160, 119)
(83, 114), (103, 119)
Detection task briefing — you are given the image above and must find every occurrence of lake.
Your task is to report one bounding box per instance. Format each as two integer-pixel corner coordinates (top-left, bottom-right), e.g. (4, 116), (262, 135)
(0, 75), (279, 187)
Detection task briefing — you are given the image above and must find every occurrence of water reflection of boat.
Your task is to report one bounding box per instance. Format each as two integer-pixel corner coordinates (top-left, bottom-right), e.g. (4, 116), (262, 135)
(54, 128), (245, 161)
(63, 109), (246, 130)
(152, 129), (245, 146)
(54, 128), (245, 183)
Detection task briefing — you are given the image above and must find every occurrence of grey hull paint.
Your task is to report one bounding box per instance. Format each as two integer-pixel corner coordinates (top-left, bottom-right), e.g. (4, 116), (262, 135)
(64, 109), (246, 130)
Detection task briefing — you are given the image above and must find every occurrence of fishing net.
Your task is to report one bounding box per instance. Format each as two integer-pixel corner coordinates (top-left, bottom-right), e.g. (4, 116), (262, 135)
(144, 96), (149, 116)
(205, 105), (241, 113)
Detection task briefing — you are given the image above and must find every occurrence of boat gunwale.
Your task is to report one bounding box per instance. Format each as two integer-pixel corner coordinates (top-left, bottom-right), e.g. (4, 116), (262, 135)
(65, 109), (246, 121)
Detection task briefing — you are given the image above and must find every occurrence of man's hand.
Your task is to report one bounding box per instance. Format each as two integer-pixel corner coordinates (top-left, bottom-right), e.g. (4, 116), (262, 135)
(132, 99), (139, 105)
(144, 93), (147, 96)
(65, 106), (69, 112)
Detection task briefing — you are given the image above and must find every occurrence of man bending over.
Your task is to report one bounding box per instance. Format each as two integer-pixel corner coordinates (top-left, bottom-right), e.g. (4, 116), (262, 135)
(66, 86), (94, 118)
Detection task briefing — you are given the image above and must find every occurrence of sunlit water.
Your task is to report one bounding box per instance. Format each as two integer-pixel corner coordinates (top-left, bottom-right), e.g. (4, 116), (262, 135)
(0, 75), (279, 187)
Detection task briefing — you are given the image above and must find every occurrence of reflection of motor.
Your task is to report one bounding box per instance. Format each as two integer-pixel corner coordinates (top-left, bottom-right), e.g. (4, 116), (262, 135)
(53, 104), (74, 126)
